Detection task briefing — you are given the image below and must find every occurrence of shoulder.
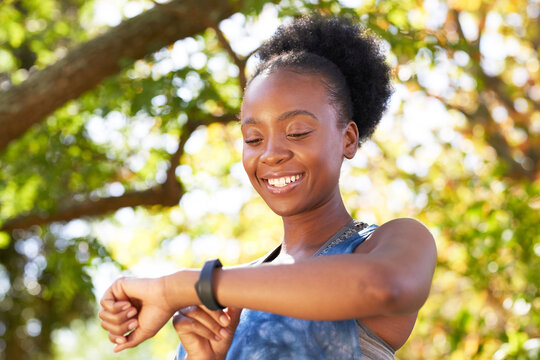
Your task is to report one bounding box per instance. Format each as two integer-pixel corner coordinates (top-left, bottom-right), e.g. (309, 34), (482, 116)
(357, 218), (436, 257)
(376, 218), (433, 238)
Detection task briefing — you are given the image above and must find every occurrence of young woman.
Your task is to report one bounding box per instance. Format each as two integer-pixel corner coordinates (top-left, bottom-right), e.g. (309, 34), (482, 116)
(99, 15), (437, 360)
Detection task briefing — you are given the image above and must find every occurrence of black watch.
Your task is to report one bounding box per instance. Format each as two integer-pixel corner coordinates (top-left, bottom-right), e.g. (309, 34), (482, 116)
(195, 258), (225, 310)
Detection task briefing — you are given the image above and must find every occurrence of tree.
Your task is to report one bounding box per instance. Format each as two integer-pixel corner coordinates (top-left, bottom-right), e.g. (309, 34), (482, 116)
(0, 0), (238, 151)
(0, 0), (538, 359)
(0, 0), (250, 357)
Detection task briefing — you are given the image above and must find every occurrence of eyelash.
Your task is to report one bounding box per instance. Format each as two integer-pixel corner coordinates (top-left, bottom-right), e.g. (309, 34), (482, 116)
(244, 132), (312, 145)
(288, 131), (311, 138)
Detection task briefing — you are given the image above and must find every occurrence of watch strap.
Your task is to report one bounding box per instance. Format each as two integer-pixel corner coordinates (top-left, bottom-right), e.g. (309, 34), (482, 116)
(195, 258), (225, 310)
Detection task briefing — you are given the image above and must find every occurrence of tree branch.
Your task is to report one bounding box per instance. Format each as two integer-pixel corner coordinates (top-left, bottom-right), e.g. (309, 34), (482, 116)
(0, 114), (238, 231)
(153, 0), (249, 90)
(0, 0), (237, 152)
(211, 22), (248, 90)
(0, 187), (178, 231)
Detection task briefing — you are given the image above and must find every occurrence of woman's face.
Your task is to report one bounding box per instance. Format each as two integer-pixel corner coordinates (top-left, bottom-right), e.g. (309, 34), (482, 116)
(241, 69), (358, 217)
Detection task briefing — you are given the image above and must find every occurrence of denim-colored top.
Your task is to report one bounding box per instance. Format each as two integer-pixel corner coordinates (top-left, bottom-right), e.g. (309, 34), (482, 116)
(178, 223), (379, 360)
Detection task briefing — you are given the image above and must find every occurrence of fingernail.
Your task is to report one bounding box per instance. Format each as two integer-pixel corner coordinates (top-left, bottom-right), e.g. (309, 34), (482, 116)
(214, 335), (222, 341)
(116, 337), (126, 344)
(127, 309), (137, 317)
(128, 322), (137, 330)
(219, 328), (229, 338)
(122, 303), (130, 310)
(220, 315), (230, 326)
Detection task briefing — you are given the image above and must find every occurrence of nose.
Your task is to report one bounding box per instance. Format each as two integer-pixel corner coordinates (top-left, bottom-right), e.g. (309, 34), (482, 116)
(260, 137), (292, 165)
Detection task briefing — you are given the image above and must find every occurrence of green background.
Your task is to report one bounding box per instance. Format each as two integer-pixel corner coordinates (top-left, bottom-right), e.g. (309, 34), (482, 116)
(0, 0), (538, 359)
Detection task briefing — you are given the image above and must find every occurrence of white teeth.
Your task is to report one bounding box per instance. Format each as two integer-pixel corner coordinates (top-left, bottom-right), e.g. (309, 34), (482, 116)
(268, 175), (301, 188)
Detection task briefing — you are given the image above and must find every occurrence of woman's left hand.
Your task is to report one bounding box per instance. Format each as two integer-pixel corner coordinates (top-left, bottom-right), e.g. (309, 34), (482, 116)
(173, 305), (242, 360)
(99, 276), (175, 352)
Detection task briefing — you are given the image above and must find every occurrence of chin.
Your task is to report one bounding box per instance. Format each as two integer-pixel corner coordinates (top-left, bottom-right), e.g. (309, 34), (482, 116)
(264, 202), (306, 218)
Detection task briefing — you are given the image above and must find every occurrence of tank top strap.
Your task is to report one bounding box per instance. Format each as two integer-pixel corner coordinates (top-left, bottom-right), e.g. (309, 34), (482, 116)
(315, 224), (378, 256)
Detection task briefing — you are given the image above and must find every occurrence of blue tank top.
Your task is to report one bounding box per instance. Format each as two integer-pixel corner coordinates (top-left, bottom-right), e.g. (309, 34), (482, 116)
(177, 223), (379, 360)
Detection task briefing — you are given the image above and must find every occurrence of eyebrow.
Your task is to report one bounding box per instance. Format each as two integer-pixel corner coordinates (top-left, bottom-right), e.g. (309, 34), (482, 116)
(241, 109), (319, 128)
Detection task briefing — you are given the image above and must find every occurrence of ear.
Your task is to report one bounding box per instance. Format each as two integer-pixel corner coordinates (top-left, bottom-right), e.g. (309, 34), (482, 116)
(342, 121), (359, 159)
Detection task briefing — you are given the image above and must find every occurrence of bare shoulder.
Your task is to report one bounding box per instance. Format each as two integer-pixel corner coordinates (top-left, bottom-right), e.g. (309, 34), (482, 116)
(356, 218), (436, 260)
(378, 217), (432, 234)
(374, 218), (434, 246)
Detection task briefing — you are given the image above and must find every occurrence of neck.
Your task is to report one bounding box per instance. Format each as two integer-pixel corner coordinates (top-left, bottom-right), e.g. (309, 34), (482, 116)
(280, 189), (352, 258)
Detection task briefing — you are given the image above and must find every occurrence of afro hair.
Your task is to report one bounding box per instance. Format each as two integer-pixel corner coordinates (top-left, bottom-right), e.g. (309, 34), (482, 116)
(252, 14), (392, 145)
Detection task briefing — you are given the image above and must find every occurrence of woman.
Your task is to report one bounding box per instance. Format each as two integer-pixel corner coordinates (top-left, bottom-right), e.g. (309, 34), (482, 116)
(99, 15), (437, 359)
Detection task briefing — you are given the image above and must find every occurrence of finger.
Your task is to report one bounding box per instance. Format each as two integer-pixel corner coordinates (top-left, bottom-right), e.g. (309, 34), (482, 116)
(100, 288), (117, 312)
(196, 305), (232, 329)
(101, 317), (138, 337)
(108, 333), (127, 346)
(100, 294), (131, 314)
(103, 278), (132, 311)
(114, 327), (153, 352)
(219, 307), (242, 341)
(99, 307), (138, 325)
(181, 306), (227, 337)
(110, 277), (130, 301)
(224, 307), (242, 327)
(114, 341), (133, 353)
(173, 312), (221, 340)
(199, 305), (231, 327)
(114, 340), (134, 353)
(115, 301), (133, 312)
(172, 313), (221, 341)
(181, 305), (228, 325)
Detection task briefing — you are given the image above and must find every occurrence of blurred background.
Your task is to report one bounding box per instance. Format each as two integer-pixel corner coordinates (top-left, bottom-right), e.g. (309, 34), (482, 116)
(0, 0), (538, 359)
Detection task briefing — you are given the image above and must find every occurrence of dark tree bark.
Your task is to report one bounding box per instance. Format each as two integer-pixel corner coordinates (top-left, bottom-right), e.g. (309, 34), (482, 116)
(0, 186), (183, 231)
(0, 0), (236, 152)
(0, 114), (237, 232)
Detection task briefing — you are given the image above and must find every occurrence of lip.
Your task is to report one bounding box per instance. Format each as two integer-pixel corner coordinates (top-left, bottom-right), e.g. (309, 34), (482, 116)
(260, 173), (304, 195)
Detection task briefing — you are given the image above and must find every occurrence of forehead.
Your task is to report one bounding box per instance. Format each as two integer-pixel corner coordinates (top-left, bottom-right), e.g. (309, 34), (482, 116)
(241, 70), (336, 123)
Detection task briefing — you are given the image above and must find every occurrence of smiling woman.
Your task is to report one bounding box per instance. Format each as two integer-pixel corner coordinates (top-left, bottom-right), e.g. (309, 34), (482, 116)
(241, 71), (348, 216)
(98, 14), (436, 360)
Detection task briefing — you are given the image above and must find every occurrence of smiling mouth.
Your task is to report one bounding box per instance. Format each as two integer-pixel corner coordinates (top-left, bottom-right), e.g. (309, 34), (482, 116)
(265, 174), (302, 188)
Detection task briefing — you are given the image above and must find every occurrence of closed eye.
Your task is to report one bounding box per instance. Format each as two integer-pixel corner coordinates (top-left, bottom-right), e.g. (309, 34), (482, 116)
(245, 138), (262, 144)
(288, 131), (311, 138)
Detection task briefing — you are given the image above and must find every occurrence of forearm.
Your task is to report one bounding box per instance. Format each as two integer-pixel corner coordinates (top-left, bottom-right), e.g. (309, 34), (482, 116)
(215, 255), (399, 320)
(163, 270), (201, 312)
(164, 255), (401, 320)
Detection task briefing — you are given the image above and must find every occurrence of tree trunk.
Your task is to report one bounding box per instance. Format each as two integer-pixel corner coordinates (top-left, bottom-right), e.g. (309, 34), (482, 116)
(0, 0), (236, 152)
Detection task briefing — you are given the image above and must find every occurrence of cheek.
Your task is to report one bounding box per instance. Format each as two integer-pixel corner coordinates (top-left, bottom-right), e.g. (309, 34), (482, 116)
(317, 135), (344, 178)
(242, 146), (256, 174)
(242, 149), (249, 172)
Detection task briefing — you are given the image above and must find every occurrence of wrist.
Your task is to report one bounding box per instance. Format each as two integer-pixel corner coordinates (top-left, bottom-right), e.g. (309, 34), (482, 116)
(162, 269), (200, 312)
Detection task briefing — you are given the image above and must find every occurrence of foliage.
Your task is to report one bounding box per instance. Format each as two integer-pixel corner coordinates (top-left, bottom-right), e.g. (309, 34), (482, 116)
(0, 0), (538, 359)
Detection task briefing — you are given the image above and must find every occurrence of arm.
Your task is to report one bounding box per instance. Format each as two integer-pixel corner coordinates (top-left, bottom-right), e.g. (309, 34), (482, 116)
(101, 218), (436, 350)
(165, 218), (436, 320)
